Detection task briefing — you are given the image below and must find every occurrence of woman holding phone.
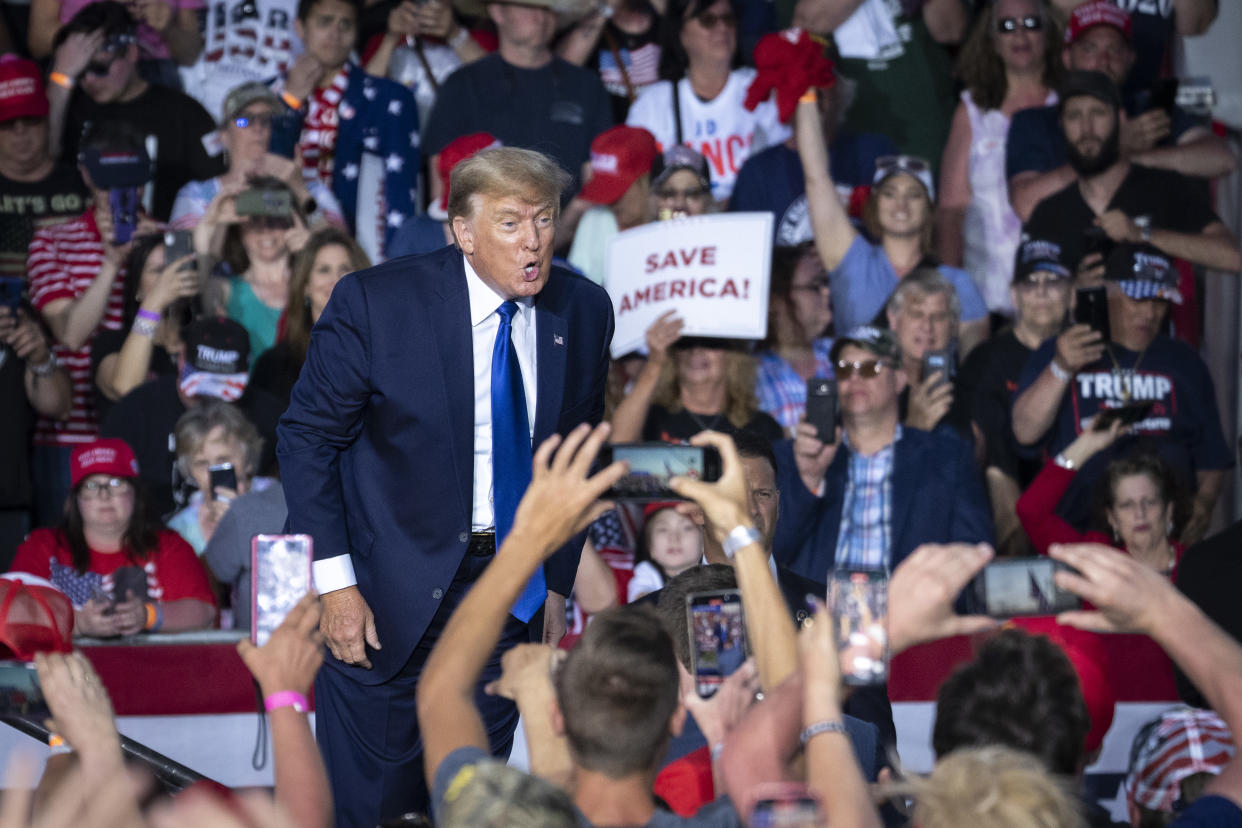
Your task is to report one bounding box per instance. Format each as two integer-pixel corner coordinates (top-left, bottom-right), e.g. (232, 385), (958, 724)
(8, 439), (216, 637)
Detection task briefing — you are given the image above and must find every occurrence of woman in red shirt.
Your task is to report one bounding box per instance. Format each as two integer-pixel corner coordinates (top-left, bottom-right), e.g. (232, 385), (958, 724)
(1017, 419), (1186, 576)
(10, 438), (216, 637)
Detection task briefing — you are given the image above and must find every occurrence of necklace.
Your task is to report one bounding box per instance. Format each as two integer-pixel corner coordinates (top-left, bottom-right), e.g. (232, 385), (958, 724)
(1105, 342), (1150, 404)
(685, 409), (726, 433)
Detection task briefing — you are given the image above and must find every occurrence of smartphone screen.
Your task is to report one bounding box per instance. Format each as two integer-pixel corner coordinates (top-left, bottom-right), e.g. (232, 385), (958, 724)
(0, 661), (50, 720)
(921, 348), (955, 388)
(252, 535), (314, 646)
(1074, 286), (1111, 343)
(687, 589), (746, 698)
(749, 785), (822, 828)
(828, 570), (888, 686)
(805, 378), (838, 442)
(600, 443), (722, 501)
(973, 558), (1080, 619)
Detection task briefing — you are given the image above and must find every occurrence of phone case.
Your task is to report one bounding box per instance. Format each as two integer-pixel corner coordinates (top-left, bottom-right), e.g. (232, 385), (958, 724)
(251, 535), (314, 646)
(686, 589), (747, 698)
(828, 570), (889, 686)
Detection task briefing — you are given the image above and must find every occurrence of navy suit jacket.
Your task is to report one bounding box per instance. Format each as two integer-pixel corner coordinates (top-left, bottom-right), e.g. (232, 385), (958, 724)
(277, 244), (614, 682)
(772, 427), (994, 583)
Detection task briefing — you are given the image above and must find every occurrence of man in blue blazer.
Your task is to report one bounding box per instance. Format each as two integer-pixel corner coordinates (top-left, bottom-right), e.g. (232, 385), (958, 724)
(277, 147), (613, 826)
(771, 326), (993, 583)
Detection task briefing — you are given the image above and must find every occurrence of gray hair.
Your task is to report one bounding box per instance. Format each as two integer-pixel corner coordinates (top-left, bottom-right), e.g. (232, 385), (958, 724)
(447, 147), (572, 223)
(886, 267), (962, 327)
(173, 399), (263, 479)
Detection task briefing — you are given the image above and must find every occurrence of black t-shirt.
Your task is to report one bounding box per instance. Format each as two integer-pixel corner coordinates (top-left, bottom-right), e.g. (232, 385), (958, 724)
(1174, 520), (1242, 707)
(642, 404), (784, 444)
(0, 348), (35, 508)
(89, 327), (180, 424)
(1022, 165), (1220, 273)
(959, 328), (1042, 487)
(65, 84), (226, 221)
(248, 341), (301, 413)
(422, 54), (613, 195)
(0, 165), (88, 281)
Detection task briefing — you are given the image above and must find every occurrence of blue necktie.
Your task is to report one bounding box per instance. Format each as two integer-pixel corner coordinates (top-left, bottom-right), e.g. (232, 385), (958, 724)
(491, 301), (545, 622)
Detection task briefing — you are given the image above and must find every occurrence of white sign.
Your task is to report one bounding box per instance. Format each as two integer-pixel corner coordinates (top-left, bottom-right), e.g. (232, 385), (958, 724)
(604, 213), (773, 358)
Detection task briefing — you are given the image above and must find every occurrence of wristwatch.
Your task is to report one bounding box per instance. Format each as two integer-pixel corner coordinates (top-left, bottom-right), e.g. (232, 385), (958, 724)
(28, 353), (57, 377)
(1053, 452), (1075, 471)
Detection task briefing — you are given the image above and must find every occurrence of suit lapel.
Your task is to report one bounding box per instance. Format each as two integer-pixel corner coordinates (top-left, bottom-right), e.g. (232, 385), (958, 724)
(427, 251), (475, 525)
(533, 282), (568, 444)
(888, 434), (919, 563)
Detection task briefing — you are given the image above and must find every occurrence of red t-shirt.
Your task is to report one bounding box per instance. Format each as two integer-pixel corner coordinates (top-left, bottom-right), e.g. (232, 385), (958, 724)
(11, 528), (216, 610)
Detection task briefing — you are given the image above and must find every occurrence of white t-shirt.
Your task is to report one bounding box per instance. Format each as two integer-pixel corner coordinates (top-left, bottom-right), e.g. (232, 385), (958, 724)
(179, 0), (304, 121)
(625, 68), (790, 202)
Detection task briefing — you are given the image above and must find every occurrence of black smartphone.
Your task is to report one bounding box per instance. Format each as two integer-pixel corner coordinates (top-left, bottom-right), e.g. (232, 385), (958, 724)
(970, 558), (1080, 619)
(163, 229), (195, 267)
(1074, 286), (1111, 343)
(235, 189), (292, 218)
(111, 565), (149, 604)
(1150, 77), (1179, 116)
(749, 784), (822, 828)
(1082, 226), (1115, 262)
(1095, 401), (1155, 431)
(921, 348), (956, 388)
(109, 187), (140, 245)
(686, 588), (747, 698)
(805, 378), (838, 442)
(0, 276), (23, 311)
(208, 462), (238, 497)
(0, 661), (50, 720)
(597, 443), (722, 501)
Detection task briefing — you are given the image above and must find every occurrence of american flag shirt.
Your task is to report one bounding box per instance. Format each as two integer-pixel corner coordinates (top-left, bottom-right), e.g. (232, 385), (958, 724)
(834, 426), (902, 570)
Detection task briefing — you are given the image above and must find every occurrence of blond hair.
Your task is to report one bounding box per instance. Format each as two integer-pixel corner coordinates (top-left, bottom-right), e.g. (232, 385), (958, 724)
(447, 147), (572, 223)
(653, 349), (760, 430)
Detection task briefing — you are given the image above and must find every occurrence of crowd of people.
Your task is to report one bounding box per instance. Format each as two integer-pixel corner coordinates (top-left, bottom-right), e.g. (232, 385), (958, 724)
(0, 0), (1240, 824)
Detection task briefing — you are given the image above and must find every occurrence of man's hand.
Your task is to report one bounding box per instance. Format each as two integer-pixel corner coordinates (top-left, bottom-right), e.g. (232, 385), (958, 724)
(1, 308), (53, 364)
(888, 543), (996, 654)
(1051, 542), (1179, 635)
(52, 29), (105, 79)
(668, 431), (752, 545)
(645, 310), (684, 367)
(1096, 209), (1141, 244)
(791, 421), (838, 495)
(238, 592), (324, 696)
(905, 374), (953, 431)
(1075, 251), (1106, 286)
(484, 642), (559, 702)
(542, 591), (567, 646)
(284, 54), (325, 104)
(682, 658), (759, 749)
(319, 586), (380, 668)
(34, 651), (120, 759)
(1120, 109), (1171, 155)
(798, 602), (842, 707)
(1054, 323), (1105, 375)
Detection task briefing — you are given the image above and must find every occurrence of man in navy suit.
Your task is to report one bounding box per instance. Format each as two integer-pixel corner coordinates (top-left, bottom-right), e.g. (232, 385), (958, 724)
(772, 325), (993, 582)
(277, 147), (613, 826)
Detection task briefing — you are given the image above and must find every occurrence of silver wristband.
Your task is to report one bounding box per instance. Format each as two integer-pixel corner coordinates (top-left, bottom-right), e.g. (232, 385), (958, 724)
(721, 524), (762, 558)
(800, 719), (846, 745)
(1049, 359), (1071, 383)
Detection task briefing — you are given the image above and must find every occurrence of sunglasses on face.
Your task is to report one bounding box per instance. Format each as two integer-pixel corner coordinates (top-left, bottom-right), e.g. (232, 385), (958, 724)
(693, 10), (737, 29)
(835, 359), (891, 379)
(234, 112), (273, 129)
(656, 185), (708, 201)
(996, 15), (1042, 34)
(84, 54), (121, 77)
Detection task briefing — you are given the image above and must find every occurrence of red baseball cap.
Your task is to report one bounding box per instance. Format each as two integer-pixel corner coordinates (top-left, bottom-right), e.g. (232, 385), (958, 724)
(70, 438), (140, 489)
(437, 132), (503, 216)
(0, 56), (49, 124)
(0, 575), (75, 660)
(579, 126), (659, 206)
(1065, 0), (1132, 44)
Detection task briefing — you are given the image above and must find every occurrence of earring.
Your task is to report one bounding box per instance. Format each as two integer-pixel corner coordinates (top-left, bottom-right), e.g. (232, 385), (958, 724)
(1167, 519), (1174, 537)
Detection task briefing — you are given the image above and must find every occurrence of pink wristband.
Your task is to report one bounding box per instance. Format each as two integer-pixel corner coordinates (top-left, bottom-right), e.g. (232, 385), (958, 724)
(264, 690), (309, 713)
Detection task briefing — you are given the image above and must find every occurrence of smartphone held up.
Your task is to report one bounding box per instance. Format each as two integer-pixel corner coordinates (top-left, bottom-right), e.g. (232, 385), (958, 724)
(598, 443), (722, 501)
(828, 570), (888, 686)
(687, 588), (747, 698)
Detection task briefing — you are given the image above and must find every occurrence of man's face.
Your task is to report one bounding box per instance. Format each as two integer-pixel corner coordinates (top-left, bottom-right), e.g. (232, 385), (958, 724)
(887, 291), (953, 365)
(488, 2), (557, 51)
(1065, 25), (1133, 86)
(295, 0), (357, 71)
(223, 102), (275, 168)
(740, 455), (779, 553)
(453, 192), (556, 300)
(1012, 272), (1072, 331)
(1061, 95), (1120, 176)
(0, 117), (50, 171)
(837, 344), (902, 422)
(1107, 285), (1168, 349)
(613, 173), (650, 230)
(79, 42), (138, 104)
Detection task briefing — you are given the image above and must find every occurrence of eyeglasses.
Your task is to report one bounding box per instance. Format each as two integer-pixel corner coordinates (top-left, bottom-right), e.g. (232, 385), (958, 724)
(78, 477), (134, 498)
(656, 186), (708, 201)
(234, 113), (274, 129)
(693, 11), (736, 29)
(791, 277), (830, 292)
(835, 359), (891, 379)
(996, 15), (1042, 34)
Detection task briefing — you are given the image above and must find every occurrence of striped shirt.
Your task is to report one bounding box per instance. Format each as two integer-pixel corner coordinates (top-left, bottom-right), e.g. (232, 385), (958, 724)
(834, 426), (902, 571)
(26, 211), (125, 446)
(755, 338), (835, 432)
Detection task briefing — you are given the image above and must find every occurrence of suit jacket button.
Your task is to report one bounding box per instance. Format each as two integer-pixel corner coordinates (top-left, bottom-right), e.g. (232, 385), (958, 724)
(432, 588), (444, 600)
(458, 532), (468, 543)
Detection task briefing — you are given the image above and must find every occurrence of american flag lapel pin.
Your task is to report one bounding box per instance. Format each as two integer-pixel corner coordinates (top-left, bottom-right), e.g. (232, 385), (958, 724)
(554, 334), (564, 346)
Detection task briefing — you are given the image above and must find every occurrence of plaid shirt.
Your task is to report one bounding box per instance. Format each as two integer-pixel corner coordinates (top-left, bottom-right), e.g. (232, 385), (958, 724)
(755, 338), (835, 432)
(834, 426), (902, 570)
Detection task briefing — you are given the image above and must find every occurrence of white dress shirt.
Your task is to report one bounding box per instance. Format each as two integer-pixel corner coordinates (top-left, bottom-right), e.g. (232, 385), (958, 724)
(313, 255), (538, 594)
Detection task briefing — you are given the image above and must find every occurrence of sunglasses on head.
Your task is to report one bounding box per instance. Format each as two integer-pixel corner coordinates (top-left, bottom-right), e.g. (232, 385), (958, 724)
(693, 10), (736, 28)
(875, 155), (930, 177)
(996, 15), (1042, 34)
(835, 359), (890, 379)
(234, 113), (274, 129)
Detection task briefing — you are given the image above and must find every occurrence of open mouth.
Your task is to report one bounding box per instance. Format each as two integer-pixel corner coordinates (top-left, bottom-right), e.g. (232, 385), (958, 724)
(523, 261), (540, 281)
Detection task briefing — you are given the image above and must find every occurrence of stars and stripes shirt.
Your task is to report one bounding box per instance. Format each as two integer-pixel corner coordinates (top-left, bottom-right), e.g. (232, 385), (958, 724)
(834, 426), (901, 571)
(598, 39), (660, 101)
(25, 211), (125, 446)
(299, 69), (349, 188)
(755, 337), (835, 432)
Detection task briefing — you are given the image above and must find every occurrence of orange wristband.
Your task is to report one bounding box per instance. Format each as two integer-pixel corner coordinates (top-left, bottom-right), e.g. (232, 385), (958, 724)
(143, 602), (157, 631)
(280, 91), (302, 110)
(49, 71), (74, 89)
(799, 90), (817, 104)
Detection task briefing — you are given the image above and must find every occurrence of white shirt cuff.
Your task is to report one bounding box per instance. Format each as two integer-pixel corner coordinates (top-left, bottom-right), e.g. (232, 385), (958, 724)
(313, 554), (357, 593)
